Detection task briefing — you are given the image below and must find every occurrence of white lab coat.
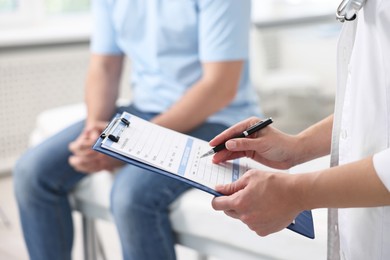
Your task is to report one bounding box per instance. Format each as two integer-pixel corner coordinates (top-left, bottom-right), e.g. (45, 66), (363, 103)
(331, 0), (390, 259)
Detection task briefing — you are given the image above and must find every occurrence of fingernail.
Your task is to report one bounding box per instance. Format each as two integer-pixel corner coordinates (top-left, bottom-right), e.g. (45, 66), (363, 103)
(226, 140), (236, 149)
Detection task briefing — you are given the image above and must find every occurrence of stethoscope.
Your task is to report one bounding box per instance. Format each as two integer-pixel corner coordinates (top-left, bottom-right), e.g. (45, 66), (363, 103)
(336, 0), (367, 22)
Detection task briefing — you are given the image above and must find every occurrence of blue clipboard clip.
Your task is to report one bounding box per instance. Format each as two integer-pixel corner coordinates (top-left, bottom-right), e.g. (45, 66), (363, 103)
(100, 114), (130, 142)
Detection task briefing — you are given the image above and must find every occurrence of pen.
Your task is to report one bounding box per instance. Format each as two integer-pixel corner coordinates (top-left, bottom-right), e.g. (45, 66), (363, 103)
(200, 117), (273, 158)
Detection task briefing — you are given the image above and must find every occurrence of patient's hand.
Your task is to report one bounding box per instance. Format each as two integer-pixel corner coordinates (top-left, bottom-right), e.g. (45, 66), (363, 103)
(68, 122), (123, 173)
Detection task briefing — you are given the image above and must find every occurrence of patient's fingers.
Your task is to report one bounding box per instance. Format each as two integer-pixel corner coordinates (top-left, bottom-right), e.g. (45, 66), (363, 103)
(69, 132), (98, 155)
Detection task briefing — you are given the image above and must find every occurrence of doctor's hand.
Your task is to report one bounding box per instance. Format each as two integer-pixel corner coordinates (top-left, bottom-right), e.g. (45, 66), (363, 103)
(212, 169), (302, 237)
(68, 121), (123, 173)
(210, 117), (301, 170)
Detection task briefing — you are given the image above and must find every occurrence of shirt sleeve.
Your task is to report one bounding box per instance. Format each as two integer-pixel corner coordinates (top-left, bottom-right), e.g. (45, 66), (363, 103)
(90, 0), (123, 54)
(374, 3), (390, 192)
(373, 148), (390, 191)
(198, 0), (251, 62)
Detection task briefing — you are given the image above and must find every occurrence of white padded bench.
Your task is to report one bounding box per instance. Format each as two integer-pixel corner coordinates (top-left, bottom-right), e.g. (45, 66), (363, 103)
(29, 103), (329, 260)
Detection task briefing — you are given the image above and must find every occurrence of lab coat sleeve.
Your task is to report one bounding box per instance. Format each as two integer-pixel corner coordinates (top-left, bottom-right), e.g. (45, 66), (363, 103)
(373, 1), (390, 193)
(373, 148), (390, 191)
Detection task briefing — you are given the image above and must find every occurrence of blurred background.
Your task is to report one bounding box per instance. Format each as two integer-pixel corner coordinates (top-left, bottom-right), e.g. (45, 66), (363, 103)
(0, 0), (340, 259)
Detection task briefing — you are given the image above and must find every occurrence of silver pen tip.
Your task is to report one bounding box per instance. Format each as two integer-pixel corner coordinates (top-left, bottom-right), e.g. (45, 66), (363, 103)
(200, 149), (215, 158)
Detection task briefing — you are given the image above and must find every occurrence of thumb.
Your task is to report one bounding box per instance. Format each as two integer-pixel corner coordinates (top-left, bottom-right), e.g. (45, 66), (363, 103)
(215, 176), (249, 195)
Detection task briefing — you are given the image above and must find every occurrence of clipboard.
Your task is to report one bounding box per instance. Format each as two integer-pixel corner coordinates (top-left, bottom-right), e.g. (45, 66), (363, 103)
(93, 112), (315, 239)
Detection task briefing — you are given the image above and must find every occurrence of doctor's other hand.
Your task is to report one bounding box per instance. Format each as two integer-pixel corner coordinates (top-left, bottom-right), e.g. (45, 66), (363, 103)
(210, 117), (301, 170)
(212, 169), (303, 236)
(68, 121), (123, 173)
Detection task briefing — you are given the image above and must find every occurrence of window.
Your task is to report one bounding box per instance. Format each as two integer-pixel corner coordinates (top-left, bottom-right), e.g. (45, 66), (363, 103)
(0, 0), (90, 28)
(0, 0), (18, 13)
(45, 0), (90, 15)
(0, 0), (92, 47)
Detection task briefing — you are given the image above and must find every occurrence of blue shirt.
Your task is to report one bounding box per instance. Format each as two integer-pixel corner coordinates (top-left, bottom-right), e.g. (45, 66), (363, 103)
(91, 0), (261, 126)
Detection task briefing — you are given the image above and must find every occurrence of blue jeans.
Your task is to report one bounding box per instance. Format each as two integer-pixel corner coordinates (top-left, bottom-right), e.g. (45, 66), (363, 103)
(13, 105), (228, 260)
